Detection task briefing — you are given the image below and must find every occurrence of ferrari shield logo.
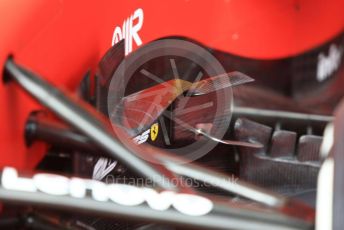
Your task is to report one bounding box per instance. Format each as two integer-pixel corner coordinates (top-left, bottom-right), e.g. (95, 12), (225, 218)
(150, 123), (159, 141)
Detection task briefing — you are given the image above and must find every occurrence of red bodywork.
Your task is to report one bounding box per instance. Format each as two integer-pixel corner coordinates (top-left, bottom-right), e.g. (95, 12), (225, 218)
(0, 0), (343, 169)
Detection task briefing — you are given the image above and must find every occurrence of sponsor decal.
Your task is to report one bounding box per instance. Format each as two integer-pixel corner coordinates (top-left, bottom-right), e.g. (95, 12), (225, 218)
(133, 128), (151, 144)
(92, 157), (117, 180)
(1, 167), (213, 216)
(112, 8), (144, 55)
(317, 44), (343, 82)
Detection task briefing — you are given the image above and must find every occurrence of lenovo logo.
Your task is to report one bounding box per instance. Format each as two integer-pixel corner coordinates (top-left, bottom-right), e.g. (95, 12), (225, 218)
(1, 167), (213, 216)
(112, 8), (144, 55)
